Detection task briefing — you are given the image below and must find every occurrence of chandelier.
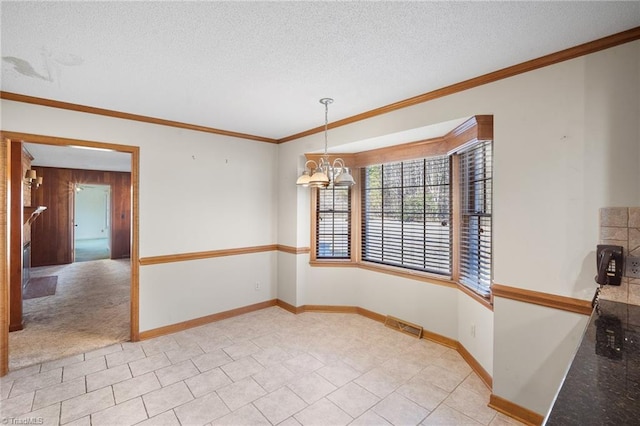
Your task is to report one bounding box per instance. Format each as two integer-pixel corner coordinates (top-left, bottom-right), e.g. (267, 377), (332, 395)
(296, 98), (355, 188)
(24, 169), (43, 189)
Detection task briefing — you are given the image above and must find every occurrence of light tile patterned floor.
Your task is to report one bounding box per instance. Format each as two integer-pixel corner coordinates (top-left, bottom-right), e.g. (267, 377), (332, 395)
(1, 307), (524, 425)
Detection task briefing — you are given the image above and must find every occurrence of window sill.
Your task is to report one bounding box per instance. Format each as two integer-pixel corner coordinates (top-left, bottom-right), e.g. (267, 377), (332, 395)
(309, 259), (356, 267)
(457, 283), (493, 311)
(308, 259), (493, 310)
(357, 261), (458, 289)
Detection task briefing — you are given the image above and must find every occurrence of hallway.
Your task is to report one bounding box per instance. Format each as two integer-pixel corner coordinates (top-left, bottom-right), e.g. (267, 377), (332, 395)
(74, 238), (110, 263)
(9, 259), (130, 370)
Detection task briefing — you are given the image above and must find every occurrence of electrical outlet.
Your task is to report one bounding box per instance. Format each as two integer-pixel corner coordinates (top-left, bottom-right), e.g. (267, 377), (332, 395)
(255, 282), (260, 291)
(626, 256), (640, 279)
(470, 324), (476, 338)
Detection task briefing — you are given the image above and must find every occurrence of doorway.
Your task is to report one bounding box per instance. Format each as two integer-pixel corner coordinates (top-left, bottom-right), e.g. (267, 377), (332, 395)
(74, 184), (112, 262)
(0, 132), (140, 375)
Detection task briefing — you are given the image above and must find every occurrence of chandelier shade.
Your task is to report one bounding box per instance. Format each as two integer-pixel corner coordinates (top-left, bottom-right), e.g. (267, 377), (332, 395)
(334, 167), (355, 186)
(296, 98), (355, 188)
(295, 169), (312, 187)
(24, 169), (43, 189)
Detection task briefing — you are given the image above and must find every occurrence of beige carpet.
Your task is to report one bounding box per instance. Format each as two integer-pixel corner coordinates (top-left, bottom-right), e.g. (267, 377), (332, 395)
(23, 276), (58, 299)
(9, 259), (130, 370)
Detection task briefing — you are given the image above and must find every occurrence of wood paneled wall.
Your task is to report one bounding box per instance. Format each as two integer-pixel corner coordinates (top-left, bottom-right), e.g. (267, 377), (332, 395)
(21, 148), (33, 208)
(110, 172), (132, 261)
(1, 139), (9, 373)
(31, 167), (131, 267)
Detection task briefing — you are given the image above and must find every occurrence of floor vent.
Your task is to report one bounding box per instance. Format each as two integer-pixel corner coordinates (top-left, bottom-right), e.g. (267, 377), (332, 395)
(384, 315), (423, 339)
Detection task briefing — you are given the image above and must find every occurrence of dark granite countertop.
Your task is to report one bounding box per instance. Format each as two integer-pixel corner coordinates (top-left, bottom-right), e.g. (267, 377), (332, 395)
(545, 299), (640, 425)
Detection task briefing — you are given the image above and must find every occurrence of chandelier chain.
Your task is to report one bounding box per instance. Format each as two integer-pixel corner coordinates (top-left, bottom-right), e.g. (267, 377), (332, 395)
(324, 100), (328, 156)
(320, 97), (333, 158)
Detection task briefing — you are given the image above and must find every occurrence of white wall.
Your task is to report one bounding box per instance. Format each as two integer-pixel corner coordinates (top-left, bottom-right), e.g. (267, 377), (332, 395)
(1, 100), (279, 331)
(75, 185), (110, 240)
(458, 291), (494, 377)
(140, 252), (277, 331)
(275, 141), (313, 307)
(278, 40), (640, 415)
(492, 42), (639, 414)
(493, 298), (588, 415)
(494, 42), (640, 299)
(276, 252), (298, 307)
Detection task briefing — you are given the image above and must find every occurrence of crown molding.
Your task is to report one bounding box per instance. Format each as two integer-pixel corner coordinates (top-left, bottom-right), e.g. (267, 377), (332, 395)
(2, 27), (637, 145)
(278, 26), (640, 143)
(0, 92), (278, 144)
(304, 114), (493, 168)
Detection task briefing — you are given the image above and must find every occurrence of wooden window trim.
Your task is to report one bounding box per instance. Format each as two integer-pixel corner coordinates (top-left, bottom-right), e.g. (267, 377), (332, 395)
(357, 260), (457, 289)
(309, 185), (360, 266)
(310, 186), (319, 262)
(304, 115), (492, 168)
(308, 116), (493, 309)
(451, 154), (461, 283)
(457, 281), (493, 310)
(454, 139), (493, 298)
(314, 185), (351, 260)
(309, 260), (356, 267)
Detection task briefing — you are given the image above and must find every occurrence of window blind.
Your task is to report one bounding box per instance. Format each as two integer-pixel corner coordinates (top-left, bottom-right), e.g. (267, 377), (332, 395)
(361, 156), (451, 275)
(316, 186), (351, 259)
(459, 140), (492, 296)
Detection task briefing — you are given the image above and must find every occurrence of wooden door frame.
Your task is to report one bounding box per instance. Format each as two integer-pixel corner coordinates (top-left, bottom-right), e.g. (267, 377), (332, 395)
(71, 182), (76, 262)
(8, 141), (24, 332)
(0, 131), (140, 376)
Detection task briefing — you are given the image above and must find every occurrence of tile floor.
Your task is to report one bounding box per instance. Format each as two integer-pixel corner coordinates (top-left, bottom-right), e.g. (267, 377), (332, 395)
(1, 307), (523, 425)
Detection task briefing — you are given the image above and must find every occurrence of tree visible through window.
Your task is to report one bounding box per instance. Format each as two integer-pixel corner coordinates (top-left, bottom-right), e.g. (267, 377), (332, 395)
(316, 186), (351, 259)
(309, 117), (493, 300)
(361, 156), (451, 275)
(459, 140), (492, 296)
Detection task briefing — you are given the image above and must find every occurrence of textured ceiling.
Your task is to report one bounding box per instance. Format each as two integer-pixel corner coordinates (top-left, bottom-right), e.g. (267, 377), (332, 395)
(2, 1), (639, 140)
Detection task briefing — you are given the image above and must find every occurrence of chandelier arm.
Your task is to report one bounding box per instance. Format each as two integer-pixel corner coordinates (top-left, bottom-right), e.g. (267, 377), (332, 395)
(318, 157), (329, 167)
(332, 158), (344, 178)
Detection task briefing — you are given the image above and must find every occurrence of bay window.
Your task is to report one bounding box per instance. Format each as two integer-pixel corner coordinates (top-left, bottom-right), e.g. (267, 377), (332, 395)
(308, 116), (493, 300)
